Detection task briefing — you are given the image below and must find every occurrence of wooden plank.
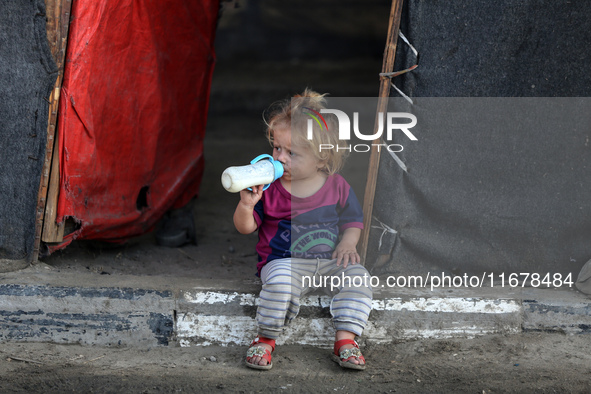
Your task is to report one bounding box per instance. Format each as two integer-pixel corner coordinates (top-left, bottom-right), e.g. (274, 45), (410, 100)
(42, 125), (64, 243)
(359, 0), (405, 263)
(32, 0), (73, 260)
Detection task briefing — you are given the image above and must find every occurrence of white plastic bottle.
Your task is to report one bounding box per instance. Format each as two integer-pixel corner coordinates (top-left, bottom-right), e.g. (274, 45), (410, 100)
(221, 154), (284, 193)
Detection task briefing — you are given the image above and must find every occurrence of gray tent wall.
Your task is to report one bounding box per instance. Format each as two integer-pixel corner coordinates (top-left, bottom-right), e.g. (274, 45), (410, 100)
(0, 0), (57, 271)
(366, 1), (591, 278)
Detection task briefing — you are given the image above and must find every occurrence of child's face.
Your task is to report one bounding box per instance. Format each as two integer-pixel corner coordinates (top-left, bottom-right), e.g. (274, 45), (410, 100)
(271, 124), (323, 183)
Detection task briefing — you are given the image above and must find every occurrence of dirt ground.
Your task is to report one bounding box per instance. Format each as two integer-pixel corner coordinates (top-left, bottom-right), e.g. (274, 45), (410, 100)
(1, 333), (590, 393)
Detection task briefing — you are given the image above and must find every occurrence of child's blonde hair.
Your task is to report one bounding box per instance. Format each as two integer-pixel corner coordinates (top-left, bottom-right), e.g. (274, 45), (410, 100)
(264, 88), (348, 175)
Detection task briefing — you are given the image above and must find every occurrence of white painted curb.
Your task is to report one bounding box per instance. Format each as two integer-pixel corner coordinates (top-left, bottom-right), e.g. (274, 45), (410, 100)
(176, 290), (524, 347)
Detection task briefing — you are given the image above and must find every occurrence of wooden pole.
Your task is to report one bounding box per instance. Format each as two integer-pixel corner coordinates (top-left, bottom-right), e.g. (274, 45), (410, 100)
(32, 0), (73, 261)
(359, 0), (405, 263)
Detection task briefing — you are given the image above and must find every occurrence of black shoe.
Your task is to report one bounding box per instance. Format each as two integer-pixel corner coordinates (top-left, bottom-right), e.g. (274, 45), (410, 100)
(155, 201), (197, 248)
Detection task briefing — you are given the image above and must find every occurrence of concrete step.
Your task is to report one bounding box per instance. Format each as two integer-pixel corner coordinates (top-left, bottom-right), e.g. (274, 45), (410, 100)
(1, 264), (590, 348)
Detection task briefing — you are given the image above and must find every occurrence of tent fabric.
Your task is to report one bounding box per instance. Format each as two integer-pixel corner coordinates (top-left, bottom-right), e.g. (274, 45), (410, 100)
(366, 0), (591, 277)
(0, 0), (57, 266)
(53, 0), (219, 248)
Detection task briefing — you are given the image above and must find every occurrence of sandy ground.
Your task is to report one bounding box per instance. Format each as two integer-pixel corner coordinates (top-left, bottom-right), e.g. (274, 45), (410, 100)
(1, 333), (590, 393)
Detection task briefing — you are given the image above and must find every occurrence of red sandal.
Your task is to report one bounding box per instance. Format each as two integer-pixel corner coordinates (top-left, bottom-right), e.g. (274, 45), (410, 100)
(245, 337), (276, 370)
(332, 339), (366, 370)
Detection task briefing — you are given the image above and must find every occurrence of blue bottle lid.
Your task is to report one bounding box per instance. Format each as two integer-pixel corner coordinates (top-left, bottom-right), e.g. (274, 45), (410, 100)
(248, 154), (284, 191)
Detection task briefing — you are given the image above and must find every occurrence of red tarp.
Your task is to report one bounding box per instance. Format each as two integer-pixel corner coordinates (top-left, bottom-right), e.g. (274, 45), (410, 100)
(54, 0), (219, 248)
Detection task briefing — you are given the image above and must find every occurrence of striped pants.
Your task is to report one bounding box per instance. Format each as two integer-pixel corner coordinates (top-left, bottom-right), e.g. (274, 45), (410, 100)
(257, 257), (373, 340)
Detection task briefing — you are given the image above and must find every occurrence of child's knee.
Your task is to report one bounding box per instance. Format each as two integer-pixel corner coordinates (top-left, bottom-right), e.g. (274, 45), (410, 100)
(340, 265), (374, 296)
(262, 268), (302, 296)
(343, 264), (370, 279)
(265, 267), (295, 283)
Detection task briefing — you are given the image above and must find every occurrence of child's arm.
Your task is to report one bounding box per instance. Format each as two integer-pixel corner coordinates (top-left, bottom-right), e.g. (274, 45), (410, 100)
(233, 185), (264, 234)
(332, 227), (362, 268)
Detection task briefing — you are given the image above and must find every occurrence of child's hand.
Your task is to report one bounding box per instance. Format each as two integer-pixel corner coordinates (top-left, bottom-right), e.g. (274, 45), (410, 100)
(332, 227), (362, 268)
(239, 184), (264, 209)
(332, 240), (361, 268)
(234, 185), (263, 235)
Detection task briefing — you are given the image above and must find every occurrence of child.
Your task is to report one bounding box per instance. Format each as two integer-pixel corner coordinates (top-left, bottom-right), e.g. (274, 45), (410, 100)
(233, 89), (373, 371)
